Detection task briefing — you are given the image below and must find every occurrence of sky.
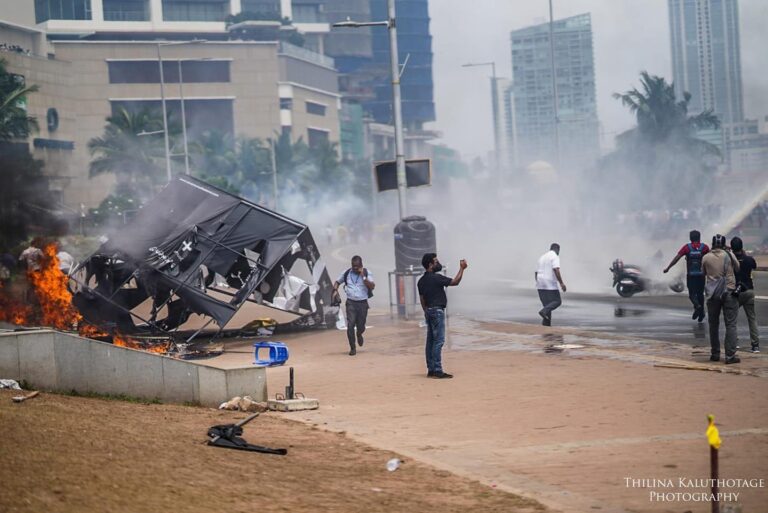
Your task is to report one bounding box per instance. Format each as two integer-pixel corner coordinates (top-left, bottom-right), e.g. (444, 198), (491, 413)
(427, 0), (768, 161)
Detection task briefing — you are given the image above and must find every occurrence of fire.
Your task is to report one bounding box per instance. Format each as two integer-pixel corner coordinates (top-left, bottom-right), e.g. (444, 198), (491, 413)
(112, 333), (170, 354)
(79, 323), (108, 339)
(26, 244), (82, 330)
(0, 241), (167, 354)
(0, 282), (33, 325)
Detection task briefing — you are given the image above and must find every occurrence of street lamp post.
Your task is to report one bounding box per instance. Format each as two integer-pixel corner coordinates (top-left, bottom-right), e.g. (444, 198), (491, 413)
(548, 0), (561, 166)
(462, 61), (503, 186)
(177, 59), (190, 175)
(333, 0), (407, 220)
(155, 39), (206, 182)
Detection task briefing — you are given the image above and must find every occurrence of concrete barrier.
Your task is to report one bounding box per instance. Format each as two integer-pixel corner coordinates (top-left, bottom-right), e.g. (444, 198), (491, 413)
(0, 330), (266, 406)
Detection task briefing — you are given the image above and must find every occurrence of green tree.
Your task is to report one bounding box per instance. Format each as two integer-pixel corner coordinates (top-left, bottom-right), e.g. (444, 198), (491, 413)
(0, 59), (61, 249)
(0, 59), (39, 141)
(594, 71), (721, 209)
(87, 107), (169, 197)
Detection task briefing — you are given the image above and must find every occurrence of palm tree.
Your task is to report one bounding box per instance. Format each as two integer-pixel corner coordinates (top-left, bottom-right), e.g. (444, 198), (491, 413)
(613, 71), (720, 154)
(0, 59), (39, 141)
(593, 71), (722, 209)
(87, 107), (167, 196)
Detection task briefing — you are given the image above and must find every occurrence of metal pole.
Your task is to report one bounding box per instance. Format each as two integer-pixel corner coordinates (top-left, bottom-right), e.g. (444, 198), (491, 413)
(178, 59), (190, 175)
(270, 138), (278, 210)
(548, 0), (560, 166)
(387, 0), (407, 220)
(489, 62), (503, 188)
(157, 44), (172, 183)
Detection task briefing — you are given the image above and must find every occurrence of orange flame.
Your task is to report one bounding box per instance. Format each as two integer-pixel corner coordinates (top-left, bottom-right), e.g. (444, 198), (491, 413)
(113, 332), (170, 354)
(0, 242), (167, 354)
(0, 282), (33, 325)
(26, 244), (82, 330)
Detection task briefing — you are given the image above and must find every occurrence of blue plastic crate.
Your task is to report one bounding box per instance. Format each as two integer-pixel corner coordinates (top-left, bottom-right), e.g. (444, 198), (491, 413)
(253, 341), (289, 366)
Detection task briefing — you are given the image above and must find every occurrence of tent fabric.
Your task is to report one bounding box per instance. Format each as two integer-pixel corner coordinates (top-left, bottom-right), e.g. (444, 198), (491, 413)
(71, 176), (338, 339)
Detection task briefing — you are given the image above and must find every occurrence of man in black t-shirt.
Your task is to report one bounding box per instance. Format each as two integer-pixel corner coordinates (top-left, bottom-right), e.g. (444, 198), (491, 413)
(417, 253), (468, 379)
(731, 237), (759, 352)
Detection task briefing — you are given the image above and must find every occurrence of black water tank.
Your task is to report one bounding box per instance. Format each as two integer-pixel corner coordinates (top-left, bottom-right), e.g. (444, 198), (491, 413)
(394, 216), (436, 271)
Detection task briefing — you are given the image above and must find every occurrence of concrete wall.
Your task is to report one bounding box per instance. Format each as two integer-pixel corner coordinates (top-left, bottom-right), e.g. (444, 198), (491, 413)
(0, 330), (266, 406)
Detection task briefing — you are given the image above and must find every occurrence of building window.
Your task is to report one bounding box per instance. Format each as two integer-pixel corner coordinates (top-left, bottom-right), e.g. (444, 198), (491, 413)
(108, 60), (231, 84)
(35, 0), (92, 22)
(241, 0), (280, 15)
(279, 98), (293, 110)
(305, 101), (326, 116)
(292, 4), (324, 23)
(162, 0), (228, 22)
(307, 128), (329, 147)
(103, 0), (149, 21)
(111, 99), (235, 138)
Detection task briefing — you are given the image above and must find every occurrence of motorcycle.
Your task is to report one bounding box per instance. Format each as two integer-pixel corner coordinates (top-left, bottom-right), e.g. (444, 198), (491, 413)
(610, 259), (684, 298)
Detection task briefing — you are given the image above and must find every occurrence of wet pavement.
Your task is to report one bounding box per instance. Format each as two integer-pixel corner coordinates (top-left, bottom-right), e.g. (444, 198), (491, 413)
(452, 286), (766, 347)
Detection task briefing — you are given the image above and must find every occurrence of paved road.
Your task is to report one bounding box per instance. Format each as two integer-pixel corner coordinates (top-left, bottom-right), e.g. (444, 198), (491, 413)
(453, 274), (767, 347)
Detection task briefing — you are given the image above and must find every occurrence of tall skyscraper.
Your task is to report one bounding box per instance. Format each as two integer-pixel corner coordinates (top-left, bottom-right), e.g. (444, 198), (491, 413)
(508, 13), (599, 170)
(367, 0), (435, 130)
(668, 0), (743, 124)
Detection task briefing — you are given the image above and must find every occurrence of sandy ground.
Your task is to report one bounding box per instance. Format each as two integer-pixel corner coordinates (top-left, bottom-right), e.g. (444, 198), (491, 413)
(2, 310), (766, 513)
(0, 389), (544, 513)
(207, 311), (768, 513)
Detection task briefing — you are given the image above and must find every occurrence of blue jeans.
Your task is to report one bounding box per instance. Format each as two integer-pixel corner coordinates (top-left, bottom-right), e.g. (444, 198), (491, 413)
(425, 307), (446, 373)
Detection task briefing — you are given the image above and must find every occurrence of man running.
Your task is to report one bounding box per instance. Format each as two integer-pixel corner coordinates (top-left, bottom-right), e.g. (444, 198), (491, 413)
(664, 230), (709, 322)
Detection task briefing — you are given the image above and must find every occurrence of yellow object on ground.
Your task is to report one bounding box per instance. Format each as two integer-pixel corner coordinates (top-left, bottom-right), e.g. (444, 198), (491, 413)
(706, 414), (721, 449)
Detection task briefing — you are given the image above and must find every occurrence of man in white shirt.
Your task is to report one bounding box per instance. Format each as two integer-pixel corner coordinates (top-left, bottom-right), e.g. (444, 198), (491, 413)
(535, 243), (567, 326)
(333, 255), (375, 356)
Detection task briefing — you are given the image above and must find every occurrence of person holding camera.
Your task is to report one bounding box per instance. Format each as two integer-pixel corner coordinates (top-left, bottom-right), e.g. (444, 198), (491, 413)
(418, 253), (468, 379)
(333, 255), (375, 356)
(731, 236), (759, 353)
(702, 234), (740, 364)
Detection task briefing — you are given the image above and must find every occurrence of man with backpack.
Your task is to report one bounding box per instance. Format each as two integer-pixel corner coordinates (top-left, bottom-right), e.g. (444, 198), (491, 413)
(333, 255), (375, 356)
(702, 234), (740, 364)
(663, 230), (710, 322)
(731, 236), (759, 353)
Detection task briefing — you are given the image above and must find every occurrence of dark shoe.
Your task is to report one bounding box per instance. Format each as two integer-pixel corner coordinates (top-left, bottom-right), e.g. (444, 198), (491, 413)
(697, 311), (705, 322)
(751, 345), (760, 353)
(357, 336), (364, 347)
(427, 371), (435, 377)
(542, 318), (552, 327)
(692, 310), (698, 320)
(539, 309), (551, 321)
(709, 355), (720, 362)
(725, 356), (740, 364)
(348, 349), (356, 356)
(432, 372), (453, 379)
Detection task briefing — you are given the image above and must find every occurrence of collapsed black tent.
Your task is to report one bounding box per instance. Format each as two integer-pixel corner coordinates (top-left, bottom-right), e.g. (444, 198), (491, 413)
(70, 176), (338, 341)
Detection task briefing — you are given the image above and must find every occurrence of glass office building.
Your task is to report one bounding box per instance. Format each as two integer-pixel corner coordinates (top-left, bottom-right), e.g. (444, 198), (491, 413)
(668, 0), (743, 124)
(509, 13), (599, 169)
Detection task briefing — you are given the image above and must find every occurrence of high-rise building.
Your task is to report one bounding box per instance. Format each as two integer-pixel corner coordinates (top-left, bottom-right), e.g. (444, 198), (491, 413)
(668, 0), (743, 125)
(508, 13), (599, 170)
(367, 0), (435, 130)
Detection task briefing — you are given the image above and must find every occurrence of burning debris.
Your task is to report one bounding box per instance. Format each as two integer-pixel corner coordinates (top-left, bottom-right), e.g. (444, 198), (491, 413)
(0, 241), (169, 354)
(68, 177), (338, 344)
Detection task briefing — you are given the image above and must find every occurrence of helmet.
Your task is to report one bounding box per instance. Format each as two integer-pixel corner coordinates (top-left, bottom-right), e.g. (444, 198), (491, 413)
(712, 234), (726, 248)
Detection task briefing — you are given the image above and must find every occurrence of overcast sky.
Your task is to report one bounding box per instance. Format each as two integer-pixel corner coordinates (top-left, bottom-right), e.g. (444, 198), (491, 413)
(428, 0), (768, 160)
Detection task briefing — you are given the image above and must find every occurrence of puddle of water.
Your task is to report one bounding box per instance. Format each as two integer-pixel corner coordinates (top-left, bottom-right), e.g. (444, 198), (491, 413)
(614, 307), (651, 318)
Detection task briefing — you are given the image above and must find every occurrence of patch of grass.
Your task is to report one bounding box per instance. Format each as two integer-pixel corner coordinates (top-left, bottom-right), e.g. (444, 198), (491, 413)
(63, 389), (162, 404)
(18, 379), (33, 390)
(182, 400), (202, 407)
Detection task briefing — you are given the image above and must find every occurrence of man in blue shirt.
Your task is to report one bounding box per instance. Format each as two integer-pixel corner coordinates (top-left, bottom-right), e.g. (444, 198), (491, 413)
(333, 255), (375, 356)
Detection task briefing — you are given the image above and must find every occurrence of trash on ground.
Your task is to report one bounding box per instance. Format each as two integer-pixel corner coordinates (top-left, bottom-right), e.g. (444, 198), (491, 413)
(386, 458), (401, 471)
(0, 379), (22, 390)
(207, 412), (287, 455)
(218, 396), (267, 412)
(12, 390), (39, 403)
